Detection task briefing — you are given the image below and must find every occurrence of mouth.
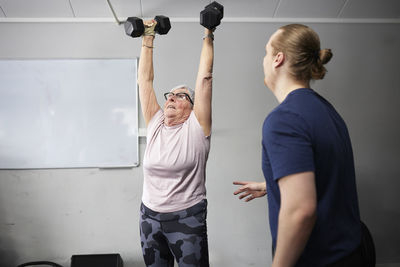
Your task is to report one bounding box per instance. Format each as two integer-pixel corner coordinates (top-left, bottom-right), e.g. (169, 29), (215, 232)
(167, 105), (176, 109)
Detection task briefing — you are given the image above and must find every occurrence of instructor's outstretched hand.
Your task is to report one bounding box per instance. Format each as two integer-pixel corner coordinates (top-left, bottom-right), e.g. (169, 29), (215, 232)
(233, 181), (267, 202)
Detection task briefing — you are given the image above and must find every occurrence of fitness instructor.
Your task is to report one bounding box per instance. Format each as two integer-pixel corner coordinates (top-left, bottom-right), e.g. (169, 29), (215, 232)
(138, 19), (214, 267)
(234, 24), (363, 266)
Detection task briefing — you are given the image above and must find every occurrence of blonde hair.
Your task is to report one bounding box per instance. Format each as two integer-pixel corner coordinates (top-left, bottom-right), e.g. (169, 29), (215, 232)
(271, 24), (333, 81)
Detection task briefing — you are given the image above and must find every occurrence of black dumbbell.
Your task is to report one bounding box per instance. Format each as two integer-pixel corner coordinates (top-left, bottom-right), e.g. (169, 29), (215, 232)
(124, 17), (144, 37)
(154, 15), (171, 34)
(124, 15), (171, 38)
(200, 1), (224, 30)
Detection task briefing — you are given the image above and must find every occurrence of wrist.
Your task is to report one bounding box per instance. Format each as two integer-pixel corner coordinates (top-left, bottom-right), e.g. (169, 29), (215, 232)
(203, 28), (214, 41)
(204, 28), (214, 34)
(203, 32), (214, 41)
(142, 35), (154, 42)
(142, 36), (154, 48)
(260, 182), (267, 192)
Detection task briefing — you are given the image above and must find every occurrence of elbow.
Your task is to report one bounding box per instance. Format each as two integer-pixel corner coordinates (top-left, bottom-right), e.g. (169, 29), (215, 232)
(294, 203), (317, 229)
(138, 71), (154, 84)
(138, 76), (154, 86)
(198, 70), (213, 81)
(198, 74), (213, 88)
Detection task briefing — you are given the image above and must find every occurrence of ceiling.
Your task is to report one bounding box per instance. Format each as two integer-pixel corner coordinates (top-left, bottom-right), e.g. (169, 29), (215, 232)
(0, 0), (399, 23)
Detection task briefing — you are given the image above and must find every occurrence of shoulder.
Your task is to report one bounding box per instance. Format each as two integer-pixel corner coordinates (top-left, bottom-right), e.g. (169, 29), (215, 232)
(264, 90), (323, 132)
(148, 109), (163, 126)
(146, 109), (163, 136)
(285, 88), (322, 110)
(262, 107), (312, 146)
(189, 111), (209, 133)
(264, 107), (307, 132)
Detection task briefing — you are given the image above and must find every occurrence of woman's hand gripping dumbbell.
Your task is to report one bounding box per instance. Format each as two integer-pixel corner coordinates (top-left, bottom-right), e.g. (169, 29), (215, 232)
(124, 15), (171, 38)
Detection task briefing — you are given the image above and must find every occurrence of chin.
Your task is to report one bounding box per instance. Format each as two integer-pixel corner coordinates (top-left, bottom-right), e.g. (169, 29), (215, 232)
(164, 109), (175, 117)
(264, 78), (269, 88)
(264, 78), (273, 91)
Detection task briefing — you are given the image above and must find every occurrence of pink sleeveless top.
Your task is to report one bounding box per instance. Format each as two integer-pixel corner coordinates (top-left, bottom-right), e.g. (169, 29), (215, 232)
(142, 109), (210, 212)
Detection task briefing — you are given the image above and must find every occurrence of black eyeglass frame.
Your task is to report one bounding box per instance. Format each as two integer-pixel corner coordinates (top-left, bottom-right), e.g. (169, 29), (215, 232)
(163, 92), (194, 105)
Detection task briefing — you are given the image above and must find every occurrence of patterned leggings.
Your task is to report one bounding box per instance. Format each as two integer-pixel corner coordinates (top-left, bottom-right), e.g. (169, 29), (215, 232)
(139, 200), (209, 267)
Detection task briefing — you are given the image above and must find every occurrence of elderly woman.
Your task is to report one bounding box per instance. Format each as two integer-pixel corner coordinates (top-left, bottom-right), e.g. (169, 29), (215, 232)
(137, 20), (214, 267)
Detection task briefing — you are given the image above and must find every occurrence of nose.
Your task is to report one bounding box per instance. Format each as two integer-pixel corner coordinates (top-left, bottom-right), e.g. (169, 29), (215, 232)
(167, 95), (176, 103)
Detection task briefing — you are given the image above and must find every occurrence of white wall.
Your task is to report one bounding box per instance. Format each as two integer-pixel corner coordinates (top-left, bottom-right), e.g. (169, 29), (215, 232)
(0, 21), (399, 266)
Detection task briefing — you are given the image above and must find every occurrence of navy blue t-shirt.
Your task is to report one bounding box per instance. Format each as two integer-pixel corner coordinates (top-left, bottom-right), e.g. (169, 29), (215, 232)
(262, 88), (361, 266)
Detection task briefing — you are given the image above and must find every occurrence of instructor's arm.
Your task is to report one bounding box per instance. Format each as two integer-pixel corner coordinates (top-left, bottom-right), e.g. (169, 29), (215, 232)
(194, 28), (214, 136)
(138, 27), (161, 126)
(272, 171), (317, 267)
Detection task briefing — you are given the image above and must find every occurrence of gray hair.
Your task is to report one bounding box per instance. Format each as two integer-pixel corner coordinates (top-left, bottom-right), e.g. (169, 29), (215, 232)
(170, 84), (195, 103)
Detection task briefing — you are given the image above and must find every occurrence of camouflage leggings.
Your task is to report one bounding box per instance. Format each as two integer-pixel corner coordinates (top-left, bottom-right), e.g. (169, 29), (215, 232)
(139, 200), (209, 267)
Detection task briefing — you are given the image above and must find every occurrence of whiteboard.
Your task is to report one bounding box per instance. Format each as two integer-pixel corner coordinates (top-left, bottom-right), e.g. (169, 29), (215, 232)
(0, 59), (139, 169)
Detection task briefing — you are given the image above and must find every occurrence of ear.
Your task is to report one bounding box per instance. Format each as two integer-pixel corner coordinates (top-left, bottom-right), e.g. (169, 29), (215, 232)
(273, 52), (285, 68)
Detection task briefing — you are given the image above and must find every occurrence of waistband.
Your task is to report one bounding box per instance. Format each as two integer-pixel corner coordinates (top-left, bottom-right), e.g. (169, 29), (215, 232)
(140, 199), (207, 222)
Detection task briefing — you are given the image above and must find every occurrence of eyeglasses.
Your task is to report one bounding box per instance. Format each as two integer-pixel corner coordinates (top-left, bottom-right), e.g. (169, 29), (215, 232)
(164, 92), (194, 105)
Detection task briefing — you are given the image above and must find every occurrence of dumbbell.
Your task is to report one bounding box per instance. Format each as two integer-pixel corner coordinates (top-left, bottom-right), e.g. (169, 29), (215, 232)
(124, 15), (171, 38)
(200, 1), (224, 30)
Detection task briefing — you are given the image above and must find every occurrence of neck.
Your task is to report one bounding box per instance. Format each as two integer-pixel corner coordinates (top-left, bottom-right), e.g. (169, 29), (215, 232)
(164, 113), (190, 126)
(271, 74), (310, 103)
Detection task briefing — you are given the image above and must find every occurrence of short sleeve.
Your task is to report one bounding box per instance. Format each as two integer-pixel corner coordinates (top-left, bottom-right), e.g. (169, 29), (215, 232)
(263, 109), (315, 181)
(146, 109), (163, 138)
(191, 111), (211, 139)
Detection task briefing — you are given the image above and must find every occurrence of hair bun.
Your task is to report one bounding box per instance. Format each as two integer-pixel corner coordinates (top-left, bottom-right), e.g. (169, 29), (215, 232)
(320, 49), (333, 65)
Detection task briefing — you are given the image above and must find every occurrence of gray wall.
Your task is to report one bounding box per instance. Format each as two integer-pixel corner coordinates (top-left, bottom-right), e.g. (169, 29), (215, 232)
(0, 21), (399, 267)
